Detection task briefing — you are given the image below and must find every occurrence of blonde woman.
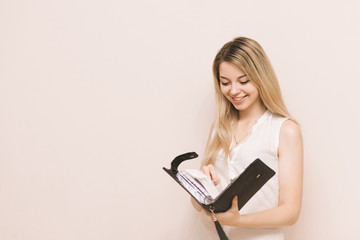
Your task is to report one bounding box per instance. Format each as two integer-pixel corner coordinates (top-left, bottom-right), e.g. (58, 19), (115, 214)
(191, 37), (303, 240)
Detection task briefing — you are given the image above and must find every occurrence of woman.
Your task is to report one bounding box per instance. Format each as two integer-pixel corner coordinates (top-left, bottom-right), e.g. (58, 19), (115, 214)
(191, 37), (303, 239)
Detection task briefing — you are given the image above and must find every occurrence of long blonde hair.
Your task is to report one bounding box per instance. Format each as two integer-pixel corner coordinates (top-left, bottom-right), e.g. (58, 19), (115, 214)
(202, 37), (292, 166)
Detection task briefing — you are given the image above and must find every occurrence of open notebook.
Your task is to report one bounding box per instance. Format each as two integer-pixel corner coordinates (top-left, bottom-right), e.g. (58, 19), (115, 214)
(163, 152), (275, 213)
(176, 168), (220, 205)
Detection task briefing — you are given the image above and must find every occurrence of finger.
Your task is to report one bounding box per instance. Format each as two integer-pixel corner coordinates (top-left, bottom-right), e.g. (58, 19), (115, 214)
(208, 165), (219, 185)
(230, 196), (239, 211)
(200, 166), (210, 177)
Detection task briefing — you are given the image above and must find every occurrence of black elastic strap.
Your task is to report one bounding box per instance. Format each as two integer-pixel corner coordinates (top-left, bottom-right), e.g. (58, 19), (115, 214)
(170, 152), (198, 172)
(210, 206), (229, 240)
(214, 220), (229, 240)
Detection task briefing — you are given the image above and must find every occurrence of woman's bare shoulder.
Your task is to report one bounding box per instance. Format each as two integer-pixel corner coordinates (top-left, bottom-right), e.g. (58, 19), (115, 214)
(280, 119), (302, 139)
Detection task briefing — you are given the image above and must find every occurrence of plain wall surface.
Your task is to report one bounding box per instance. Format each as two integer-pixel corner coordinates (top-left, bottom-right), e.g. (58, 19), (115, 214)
(1, 0), (360, 239)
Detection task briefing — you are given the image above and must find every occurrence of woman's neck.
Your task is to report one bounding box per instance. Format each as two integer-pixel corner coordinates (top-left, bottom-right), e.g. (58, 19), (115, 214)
(238, 102), (267, 123)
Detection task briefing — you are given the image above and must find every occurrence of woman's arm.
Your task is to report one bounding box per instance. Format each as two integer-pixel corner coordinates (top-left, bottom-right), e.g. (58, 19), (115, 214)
(214, 120), (303, 227)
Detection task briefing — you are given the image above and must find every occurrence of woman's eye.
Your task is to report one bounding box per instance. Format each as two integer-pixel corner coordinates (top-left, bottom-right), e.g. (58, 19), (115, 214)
(240, 80), (250, 85)
(221, 82), (229, 86)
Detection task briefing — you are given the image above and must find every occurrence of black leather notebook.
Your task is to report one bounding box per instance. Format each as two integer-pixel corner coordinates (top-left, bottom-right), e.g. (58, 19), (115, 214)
(163, 152), (276, 213)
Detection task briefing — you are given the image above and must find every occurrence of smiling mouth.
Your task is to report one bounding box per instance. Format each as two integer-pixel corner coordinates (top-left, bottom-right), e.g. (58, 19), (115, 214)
(232, 95), (247, 101)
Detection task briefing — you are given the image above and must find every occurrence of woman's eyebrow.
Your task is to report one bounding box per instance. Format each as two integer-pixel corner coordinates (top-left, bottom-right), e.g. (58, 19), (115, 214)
(219, 75), (247, 80)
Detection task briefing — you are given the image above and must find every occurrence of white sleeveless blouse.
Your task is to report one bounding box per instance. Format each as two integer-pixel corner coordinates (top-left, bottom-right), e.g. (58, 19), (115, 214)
(190, 110), (288, 240)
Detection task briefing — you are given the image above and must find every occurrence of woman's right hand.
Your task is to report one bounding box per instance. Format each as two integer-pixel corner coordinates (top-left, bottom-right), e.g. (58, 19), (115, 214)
(201, 164), (219, 186)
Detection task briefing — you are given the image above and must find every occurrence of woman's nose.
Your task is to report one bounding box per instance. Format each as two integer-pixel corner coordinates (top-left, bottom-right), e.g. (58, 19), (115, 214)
(230, 83), (241, 95)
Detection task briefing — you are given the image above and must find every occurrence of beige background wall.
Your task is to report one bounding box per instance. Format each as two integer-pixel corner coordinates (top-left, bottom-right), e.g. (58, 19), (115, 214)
(1, 0), (359, 239)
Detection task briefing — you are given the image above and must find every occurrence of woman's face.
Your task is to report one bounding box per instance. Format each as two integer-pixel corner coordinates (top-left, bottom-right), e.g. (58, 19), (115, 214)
(219, 61), (261, 112)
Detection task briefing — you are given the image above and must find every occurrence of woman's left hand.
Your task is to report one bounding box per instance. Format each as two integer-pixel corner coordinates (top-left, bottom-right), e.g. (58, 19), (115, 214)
(204, 196), (241, 226)
(216, 196), (241, 226)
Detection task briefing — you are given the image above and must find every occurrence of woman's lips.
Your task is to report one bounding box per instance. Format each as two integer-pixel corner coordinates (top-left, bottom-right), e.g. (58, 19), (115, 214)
(232, 95), (247, 104)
